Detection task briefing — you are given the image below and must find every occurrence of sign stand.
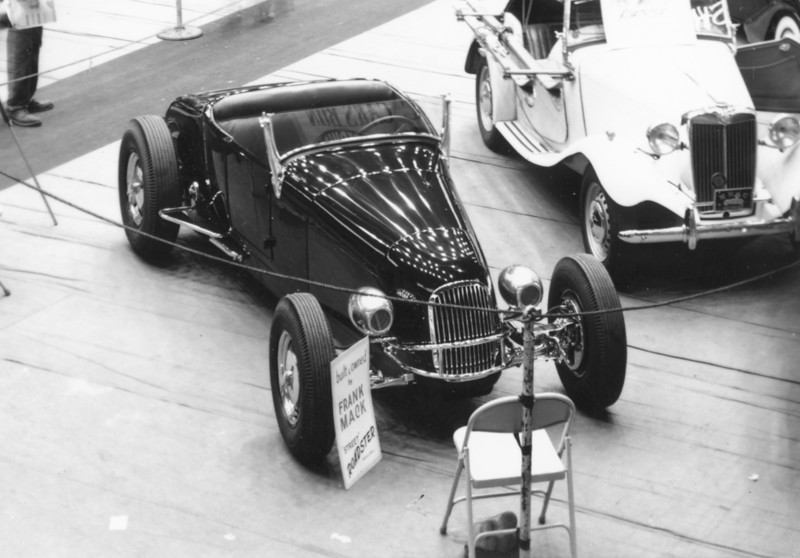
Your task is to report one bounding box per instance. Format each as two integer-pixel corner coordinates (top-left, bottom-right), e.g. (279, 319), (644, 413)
(158, 0), (202, 41)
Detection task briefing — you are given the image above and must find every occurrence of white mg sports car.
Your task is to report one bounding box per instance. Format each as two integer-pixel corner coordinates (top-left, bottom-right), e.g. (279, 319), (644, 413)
(458, 0), (800, 279)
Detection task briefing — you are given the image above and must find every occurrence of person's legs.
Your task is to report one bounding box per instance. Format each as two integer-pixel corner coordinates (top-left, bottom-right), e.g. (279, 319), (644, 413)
(6, 26), (43, 111)
(6, 26), (45, 126)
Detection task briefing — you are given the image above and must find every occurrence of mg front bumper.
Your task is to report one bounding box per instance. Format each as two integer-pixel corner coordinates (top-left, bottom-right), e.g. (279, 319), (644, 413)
(618, 198), (800, 250)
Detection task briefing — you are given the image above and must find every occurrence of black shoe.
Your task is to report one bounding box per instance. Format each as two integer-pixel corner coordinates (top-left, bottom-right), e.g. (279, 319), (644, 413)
(7, 108), (42, 127)
(28, 99), (54, 113)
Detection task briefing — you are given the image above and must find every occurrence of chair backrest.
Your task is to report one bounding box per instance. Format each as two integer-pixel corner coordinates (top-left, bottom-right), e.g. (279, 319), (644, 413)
(467, 394), (574, 435)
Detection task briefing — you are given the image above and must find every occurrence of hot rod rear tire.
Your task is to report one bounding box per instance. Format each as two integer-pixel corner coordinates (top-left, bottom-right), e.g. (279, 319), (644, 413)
(269, 293), (335, 464)
(548, 254), (627, 410)
(769, 12), (800, 40)
(475, 57), (510, 154)
(118, 115), (181, 261)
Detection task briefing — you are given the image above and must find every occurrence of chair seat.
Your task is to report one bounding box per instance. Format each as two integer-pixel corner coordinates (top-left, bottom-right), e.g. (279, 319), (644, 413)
(454, 428), (566, 488)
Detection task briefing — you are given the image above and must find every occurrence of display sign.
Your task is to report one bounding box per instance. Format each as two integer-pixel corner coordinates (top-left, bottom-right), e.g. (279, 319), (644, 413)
(330, 336), (381, 489)
(7, 0), (56, 29)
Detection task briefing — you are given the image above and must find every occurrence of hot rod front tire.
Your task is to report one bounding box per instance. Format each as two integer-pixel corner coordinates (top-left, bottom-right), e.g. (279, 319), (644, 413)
(475, 57), (510, 154)
(118, 115), (181, 261)
(548, 254), (627, 410)
(269, 293), (335, 464)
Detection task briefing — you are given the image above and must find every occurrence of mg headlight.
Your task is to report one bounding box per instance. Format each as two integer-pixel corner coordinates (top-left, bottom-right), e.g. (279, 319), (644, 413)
(769, 114), (800, 150)
(498, 265), (543, 308)
(348, 287), (393, 336)
(647, 123), (681, 155)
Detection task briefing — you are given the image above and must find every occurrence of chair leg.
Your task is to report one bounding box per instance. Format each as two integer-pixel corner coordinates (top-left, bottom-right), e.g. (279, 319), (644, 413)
(464, 454), (476, 558)
(566, 438), (577, 558)
(440, 459), (464, 535)
(538, 480), (556, 524)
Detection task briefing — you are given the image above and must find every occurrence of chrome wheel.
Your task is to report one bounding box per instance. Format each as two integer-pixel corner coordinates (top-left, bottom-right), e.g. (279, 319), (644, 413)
(277, 331), (301, 427)
(584, 180), (611, 262)
(125, 153), (145, 227)
(553, 294), (585, 377)
(478, 64), (494, 133)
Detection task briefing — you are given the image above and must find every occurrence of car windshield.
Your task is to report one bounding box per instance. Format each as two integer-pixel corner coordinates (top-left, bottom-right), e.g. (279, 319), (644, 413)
(270, 99), (434, 156)
(566, 0), (732, 48)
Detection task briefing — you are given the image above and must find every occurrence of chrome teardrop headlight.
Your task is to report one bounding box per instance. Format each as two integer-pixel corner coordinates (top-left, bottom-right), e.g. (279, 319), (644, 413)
(498, 265), (543, 308)
(769, 114), (800, 150)
(348, 287), (394, 336)
(647, 123), (680, 155)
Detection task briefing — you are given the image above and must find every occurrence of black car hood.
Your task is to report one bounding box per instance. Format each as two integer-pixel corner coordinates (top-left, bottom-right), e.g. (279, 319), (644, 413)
(299, 142), (487, 287)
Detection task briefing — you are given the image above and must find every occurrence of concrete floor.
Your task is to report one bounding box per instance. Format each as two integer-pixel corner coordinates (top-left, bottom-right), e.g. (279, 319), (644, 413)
(1, 1), (800, 557)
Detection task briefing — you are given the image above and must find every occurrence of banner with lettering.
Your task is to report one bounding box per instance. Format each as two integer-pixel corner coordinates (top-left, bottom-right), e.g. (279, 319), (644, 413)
(331, 336), (381, 489)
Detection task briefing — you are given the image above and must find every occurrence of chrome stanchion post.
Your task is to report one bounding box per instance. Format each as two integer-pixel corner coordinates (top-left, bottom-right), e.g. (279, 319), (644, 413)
(518, 306), (538, 558)
(158, 0), (202, 41)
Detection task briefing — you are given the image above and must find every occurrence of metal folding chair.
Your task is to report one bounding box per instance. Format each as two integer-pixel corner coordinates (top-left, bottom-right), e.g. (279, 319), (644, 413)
(440, 393), (577, 557)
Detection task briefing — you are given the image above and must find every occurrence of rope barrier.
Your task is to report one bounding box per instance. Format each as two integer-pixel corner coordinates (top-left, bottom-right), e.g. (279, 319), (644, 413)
(2, 167), (798, 321)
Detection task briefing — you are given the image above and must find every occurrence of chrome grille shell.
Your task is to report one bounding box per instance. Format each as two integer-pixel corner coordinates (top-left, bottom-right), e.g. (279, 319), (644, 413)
(688, 110), (757, 214)
(428, 280), (502, 378)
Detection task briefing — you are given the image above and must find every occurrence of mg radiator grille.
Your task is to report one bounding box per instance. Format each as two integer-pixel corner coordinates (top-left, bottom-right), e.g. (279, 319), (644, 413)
(689, 112), (756, 213)
(428, 282), (501, 377)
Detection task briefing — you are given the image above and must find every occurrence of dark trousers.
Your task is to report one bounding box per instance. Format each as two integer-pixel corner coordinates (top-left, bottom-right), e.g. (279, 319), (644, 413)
(6, 25), (43, 111)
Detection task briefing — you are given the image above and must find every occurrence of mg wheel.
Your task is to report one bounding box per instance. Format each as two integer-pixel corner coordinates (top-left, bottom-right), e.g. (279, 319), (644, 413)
(118, 115), (181, 261)
(580, 169), (630, 281)
(548, 254), (627, 410)
(269, 293), (335, 464)
(475, 57), (509, 153)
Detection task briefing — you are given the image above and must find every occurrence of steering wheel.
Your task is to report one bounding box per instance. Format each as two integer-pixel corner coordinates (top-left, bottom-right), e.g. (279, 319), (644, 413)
(357, 115), (418, 135)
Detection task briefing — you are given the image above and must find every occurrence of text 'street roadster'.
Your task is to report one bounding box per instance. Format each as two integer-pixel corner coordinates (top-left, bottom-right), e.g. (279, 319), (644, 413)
(118, 79), (627, 462)
(458, 0), (800, 279)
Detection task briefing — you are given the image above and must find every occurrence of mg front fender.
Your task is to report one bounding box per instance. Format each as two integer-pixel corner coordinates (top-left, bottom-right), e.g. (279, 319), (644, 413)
(757, 141), (800, 214)
(561, 136), (692, 219)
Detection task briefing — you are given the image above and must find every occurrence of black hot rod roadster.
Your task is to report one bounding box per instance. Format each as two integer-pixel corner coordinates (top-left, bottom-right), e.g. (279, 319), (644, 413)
(118, 78), (627, 463)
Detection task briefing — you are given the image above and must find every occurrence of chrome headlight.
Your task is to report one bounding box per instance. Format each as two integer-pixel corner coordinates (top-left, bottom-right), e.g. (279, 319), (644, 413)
(769, 114), (800, 150)
(647, 123), (680, 155)
(348, 287), (394, 336)
(498, 265), (543, 308)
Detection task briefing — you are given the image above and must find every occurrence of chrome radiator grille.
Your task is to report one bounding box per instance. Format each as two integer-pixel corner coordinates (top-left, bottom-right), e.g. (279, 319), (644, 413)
(689, 111), (756, 213)
(428, 281), (501, 377)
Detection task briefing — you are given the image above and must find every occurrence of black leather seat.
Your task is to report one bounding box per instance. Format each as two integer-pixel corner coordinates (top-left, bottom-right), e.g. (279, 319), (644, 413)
(527, 23), (556, 59)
